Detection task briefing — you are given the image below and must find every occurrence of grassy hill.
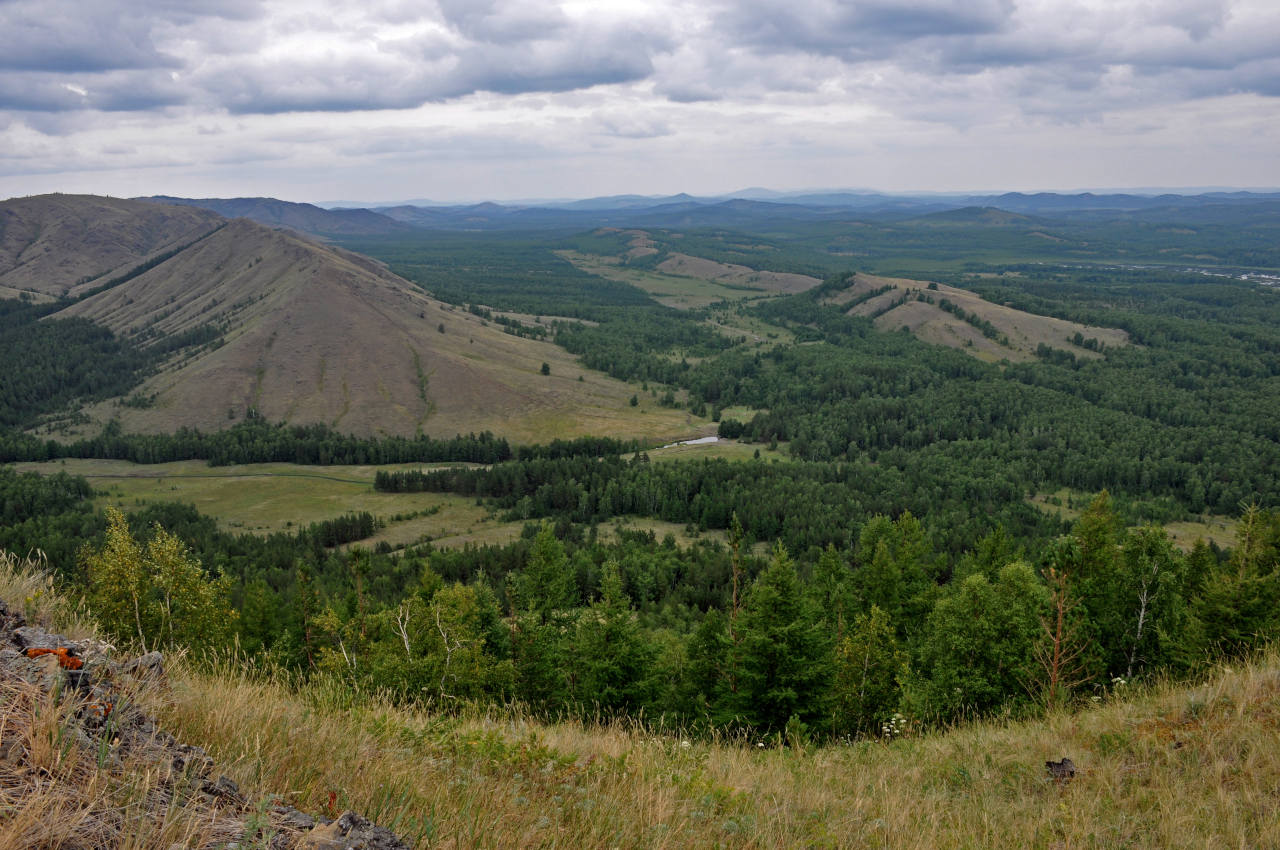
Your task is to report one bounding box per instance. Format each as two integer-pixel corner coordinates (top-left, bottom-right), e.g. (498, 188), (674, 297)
(825, 272), (1130, 363)
(3, 551), (1276, 849)
(0, 194), (222, 299)
(4, 195), (696, 441)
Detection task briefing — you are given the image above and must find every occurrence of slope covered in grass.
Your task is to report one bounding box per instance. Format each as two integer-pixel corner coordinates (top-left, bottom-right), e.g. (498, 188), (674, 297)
(3, 543), (1280, 848)
(142, 647), (1280, 849)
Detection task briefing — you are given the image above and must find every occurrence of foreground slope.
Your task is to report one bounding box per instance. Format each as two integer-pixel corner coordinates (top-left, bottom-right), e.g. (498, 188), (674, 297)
(5, 540), (1277, 849)
(155, 629), (1280, 848)
(4, 195), (692, 441)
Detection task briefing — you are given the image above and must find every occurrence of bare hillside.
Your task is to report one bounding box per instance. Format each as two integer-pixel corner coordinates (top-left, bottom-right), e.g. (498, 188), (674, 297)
(0, 195), (222, 298)
(827, 273), (1130, 362)
(52, 213), (691, 440)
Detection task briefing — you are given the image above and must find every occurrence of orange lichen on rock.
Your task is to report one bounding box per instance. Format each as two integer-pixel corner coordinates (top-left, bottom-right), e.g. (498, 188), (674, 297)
(24, 646), (84, 669)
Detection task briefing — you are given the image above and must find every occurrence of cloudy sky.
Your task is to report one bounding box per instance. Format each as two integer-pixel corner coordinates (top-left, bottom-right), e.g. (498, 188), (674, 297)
(2, 0), (1278, 203)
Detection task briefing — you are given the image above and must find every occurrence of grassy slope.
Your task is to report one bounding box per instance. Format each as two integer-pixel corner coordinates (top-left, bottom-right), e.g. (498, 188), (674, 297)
(155, 647), (1280, 849)
(0, 194), (222, 298)
(46, 215), (699, 442)
(831, 273), (1130, 363)
(4, 546), (1279, 848)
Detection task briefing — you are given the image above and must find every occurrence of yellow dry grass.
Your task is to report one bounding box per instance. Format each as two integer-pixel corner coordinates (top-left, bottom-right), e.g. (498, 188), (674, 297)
(835, 273), (1130, 363)
(141, 651), (1280, 850)
(5, 549), (1280, 849)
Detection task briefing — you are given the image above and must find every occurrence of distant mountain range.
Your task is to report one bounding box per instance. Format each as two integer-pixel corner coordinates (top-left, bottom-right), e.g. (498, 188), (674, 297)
(128, 190), (1280, 239)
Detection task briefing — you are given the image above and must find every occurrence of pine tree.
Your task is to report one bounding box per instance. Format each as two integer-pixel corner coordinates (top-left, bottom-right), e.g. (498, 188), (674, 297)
(733, 542), (833, 733)
(571, 560), (653, 714)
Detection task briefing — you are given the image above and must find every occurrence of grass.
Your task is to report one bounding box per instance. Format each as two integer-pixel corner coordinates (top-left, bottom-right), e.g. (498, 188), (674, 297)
(557, 251), (771, 310)
(646, 438), (786, 463)
(835, 272), (1129, 363)
(1030, 489), (1237, 551)
(0, 552), (254, 849)
(148, 646), (1280, 849)
(14, 459), (466, 536)
(5, 549), (1280, 848)
(11, 458), (774, 553)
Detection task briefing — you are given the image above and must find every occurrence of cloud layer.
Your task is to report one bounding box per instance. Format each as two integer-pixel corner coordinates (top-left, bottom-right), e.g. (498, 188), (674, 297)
(1, 0), (1278, 198)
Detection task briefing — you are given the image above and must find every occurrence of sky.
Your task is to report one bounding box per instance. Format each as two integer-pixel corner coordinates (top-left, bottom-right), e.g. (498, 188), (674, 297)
(1, 0), (1279, 204)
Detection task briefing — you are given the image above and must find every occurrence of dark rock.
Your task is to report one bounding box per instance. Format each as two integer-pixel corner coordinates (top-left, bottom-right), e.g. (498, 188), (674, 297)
(274, 804), (317, 831)
(12, 625), (78, 653)
(1046, 757), (1076, 781)
(202, 774), (243, 804)
(298, 811), (410, 850)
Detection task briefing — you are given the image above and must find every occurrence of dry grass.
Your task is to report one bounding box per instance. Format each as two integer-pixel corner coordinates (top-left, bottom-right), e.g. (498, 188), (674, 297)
(0, 552), (259, 849)
(834, 273), (1130, 363)
(0, 551), (95, 641)
(4, 549), (1279, 848)
(0, 677), (254, 850)
(144, 653), (1280, 849)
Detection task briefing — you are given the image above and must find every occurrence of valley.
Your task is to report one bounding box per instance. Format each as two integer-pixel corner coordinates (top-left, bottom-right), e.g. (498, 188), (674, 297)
(2, 189), (1280, 845)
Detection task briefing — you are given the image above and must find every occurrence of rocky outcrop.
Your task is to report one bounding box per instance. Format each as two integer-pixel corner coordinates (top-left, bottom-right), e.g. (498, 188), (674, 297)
(0, 598), (409, 849)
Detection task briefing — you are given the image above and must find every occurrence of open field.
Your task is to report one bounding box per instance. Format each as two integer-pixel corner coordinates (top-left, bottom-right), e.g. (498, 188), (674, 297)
(12, 458), (769, 551)
(13, 459), (475, 536)
(558, 250), (774, 310)
(655, 252), (822, 294)
(645, 437), (785, 463)
(1030, 489), (1237, 551)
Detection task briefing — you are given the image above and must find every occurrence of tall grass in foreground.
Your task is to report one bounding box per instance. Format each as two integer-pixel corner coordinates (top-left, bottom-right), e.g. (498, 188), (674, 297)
(3, 551), (1278, 849)
(152, 655), (1280, 849)
(0, 552), (250, 849)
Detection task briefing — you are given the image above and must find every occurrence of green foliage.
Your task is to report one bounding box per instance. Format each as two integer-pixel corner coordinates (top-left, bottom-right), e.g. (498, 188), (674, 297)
(80, 507), (234, 652)
(732, 543), (833, 732)
(831, 606), (905, 737)
(911, 562), (1047, 721)
(569, 561), (654, 714)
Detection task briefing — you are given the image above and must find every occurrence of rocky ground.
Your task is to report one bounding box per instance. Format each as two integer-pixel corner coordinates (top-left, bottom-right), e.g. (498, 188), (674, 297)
(0, 598), (410, 849)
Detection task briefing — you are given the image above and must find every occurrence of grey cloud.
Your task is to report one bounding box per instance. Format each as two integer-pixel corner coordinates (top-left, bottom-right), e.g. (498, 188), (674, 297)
(717, 0), (1013, 58)
(593, 113), (673, 139)
(0, 0), (671, 116)
(0, 0), (263, 73)
(0, 3), (177, 72)
(0, 71), (187, 113)
(436, 0), (569, 42)
(203, 13), (664, 114)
